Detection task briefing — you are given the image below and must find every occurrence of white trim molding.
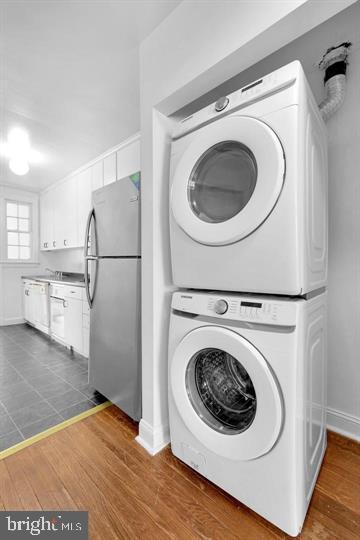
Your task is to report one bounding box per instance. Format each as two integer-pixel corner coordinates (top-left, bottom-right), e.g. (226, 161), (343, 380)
(0, 316), (25, 327)
(136, 419), (170, 456)
(327, 407), (360, 442)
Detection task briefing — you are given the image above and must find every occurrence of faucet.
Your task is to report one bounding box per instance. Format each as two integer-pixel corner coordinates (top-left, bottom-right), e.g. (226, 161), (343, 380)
(45, 268), (63, 280)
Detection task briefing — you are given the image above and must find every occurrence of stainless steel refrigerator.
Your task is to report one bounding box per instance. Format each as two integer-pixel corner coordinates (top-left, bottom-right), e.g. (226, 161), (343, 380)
(84, 178), (141, 421)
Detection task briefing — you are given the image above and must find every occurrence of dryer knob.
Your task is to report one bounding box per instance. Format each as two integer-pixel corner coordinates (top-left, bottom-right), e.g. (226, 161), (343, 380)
(215, 96), (229, 112)
(214, 299), (228, 315)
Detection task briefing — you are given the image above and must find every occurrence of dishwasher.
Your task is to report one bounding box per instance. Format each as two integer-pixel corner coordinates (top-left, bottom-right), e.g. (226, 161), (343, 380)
(50, 284), (66, 342)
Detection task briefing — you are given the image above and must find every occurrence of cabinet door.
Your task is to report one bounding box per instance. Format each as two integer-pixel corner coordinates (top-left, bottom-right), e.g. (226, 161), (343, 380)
(62, 177), (78, 248)
(23, 284), (32, 322)
(91, 160), (103, 192)
(64, 297), (83, 351)
(53, 179), (78, 249)
(52, 183), (63, 249)
(27, 284), (37, 326)
(76, 168), (92, 247)
(40, 191), (53, 250)
(103, 153), (117, 186)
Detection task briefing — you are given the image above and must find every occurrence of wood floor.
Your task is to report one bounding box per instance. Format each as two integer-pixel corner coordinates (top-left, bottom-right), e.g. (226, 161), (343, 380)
(0, 405), (359, 539)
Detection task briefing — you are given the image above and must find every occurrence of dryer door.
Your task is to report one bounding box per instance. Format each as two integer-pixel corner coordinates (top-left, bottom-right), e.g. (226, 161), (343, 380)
(171, 326), (283, 460)
(171, 115), (285, 246)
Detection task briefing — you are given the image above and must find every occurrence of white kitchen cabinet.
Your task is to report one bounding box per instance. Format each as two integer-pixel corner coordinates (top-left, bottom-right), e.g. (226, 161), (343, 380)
(103, 152), (117, 186)
(61, 178), (78, 248)
(23, 282), (34, 324)
(91, 160), (103, 192)
(82, 299), (90, 358)
(64, 296), (83, 352)
(116, 138), (140, 180)
(40, 190), (54, 250)
(39, 138), (140, 252)
(23, 281), (50, 333)
(52, 179), (78, 249)
(76, 167), (92, 247)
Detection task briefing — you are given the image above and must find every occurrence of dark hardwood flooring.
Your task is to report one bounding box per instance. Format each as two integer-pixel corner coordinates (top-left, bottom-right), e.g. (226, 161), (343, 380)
(0, 405), (359, 539)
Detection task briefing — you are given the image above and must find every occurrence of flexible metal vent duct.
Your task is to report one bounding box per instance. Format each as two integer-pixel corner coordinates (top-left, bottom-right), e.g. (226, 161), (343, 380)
(318, 42), (351, 122)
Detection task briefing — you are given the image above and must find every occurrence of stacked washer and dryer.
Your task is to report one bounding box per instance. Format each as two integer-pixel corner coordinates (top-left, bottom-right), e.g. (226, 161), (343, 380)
(168, 61), (328, 537)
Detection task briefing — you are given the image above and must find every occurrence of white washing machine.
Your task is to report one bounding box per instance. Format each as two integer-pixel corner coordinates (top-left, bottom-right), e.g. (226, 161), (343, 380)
(170, 61), (328, 295)
(168, 290), (327, 536)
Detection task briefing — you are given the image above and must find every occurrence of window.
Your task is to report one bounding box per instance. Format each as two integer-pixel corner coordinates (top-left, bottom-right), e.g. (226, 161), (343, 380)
(6, 200), (32, 260)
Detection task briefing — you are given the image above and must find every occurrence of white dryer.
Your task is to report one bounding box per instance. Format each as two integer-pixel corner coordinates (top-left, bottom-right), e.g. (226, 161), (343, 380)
(169, 61), (328, 295)
(168, 290), (327, 536)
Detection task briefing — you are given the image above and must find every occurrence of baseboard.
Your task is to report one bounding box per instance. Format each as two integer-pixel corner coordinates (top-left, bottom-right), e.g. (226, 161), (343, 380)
(135, 419), (170, 456)
(0, 317), (25, 327)
(327, 407), (360, 442)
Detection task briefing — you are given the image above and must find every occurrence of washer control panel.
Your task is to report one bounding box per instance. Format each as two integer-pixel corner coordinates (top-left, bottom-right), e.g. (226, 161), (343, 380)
(172, 292), (298, 326)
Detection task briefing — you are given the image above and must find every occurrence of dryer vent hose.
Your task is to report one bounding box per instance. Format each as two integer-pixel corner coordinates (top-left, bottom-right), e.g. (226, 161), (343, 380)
(318, 42), (351, 122)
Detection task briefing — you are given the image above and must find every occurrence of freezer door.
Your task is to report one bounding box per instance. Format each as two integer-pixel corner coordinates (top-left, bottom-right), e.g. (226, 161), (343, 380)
(89, 258), (141, 421)
(92, 179), (140, 257)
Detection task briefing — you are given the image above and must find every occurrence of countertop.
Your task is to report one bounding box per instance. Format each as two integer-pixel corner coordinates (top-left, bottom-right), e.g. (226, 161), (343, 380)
(22, 274), (86, 288)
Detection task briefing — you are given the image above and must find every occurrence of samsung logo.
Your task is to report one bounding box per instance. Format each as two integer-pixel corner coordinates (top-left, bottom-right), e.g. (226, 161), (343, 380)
(180, 295), (192, 299)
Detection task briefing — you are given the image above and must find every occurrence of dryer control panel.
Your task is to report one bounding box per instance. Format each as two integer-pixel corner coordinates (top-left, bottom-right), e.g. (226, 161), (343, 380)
(172, 291), (299, 327)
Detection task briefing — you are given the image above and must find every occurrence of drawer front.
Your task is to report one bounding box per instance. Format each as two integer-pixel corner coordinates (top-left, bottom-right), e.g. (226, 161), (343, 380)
(64, 285), (83, 300)
(51, 284), (65, 298)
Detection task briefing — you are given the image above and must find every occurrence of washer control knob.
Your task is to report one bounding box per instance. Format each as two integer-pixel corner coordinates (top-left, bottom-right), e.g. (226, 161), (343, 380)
(214, 299), (228, 315)
(215, 96), (229, 112)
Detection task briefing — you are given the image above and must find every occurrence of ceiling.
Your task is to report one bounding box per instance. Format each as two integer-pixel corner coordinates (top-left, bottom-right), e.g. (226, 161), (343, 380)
(0, 0), (180, 191)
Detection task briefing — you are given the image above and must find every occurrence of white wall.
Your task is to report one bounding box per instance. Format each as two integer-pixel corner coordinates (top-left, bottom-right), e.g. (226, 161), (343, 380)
(0, 186), (41, 325)
(138, 0), (359, 453)
(40, 248), (84, 274)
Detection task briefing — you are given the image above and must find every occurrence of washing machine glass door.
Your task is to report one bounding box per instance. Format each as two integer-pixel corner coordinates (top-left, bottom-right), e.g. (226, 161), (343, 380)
(171, 115), (285, 246)
(171, 326), (283, 460)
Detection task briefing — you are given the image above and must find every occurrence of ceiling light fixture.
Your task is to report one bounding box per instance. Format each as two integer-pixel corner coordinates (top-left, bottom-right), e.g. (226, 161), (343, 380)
(1, 127), (42, 176)
(9, 158), (30, 176)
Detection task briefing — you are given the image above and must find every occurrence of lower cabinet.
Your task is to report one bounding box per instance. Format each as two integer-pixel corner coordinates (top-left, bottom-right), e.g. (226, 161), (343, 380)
(23, 281), (50, 334)
(64, 297), (83, 352)
(22, 280), (90, 357)
(23, 281), (34, 325)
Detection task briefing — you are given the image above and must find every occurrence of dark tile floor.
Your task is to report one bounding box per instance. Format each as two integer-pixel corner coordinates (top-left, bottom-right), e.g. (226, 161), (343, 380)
(0, 323), (106, 452)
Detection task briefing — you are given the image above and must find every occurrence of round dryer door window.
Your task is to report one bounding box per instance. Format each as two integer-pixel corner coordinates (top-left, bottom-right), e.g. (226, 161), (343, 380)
(171, 115), (285, 246)
(188, 141), (257, 223)
(171, 326), (283, 460)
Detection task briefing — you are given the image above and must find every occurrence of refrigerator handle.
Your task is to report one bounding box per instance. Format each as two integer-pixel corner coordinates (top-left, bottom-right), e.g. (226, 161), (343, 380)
(84, 208), (96, 258)
(84, 257), (97, 308)
(84, 208), (98, 309)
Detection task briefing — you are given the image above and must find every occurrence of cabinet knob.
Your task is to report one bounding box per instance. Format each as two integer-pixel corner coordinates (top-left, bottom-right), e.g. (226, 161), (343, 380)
(64, 239), (67, 246)
(53, 241), (56, 247)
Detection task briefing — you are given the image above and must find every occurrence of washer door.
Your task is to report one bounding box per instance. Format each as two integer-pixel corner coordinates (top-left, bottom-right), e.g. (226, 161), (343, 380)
(171, 115), (285, 246)
(171, 326), (283, 460)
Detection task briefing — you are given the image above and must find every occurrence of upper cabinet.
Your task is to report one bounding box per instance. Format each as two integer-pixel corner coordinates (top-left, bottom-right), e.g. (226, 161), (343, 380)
(54, 178), (78, 249)
(40, 189), (54, 250)
(76, 168), (92, 247)
(91, 160), (103, 192)
(103, 152), (117, 186)
(40, 134), (140, 251)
